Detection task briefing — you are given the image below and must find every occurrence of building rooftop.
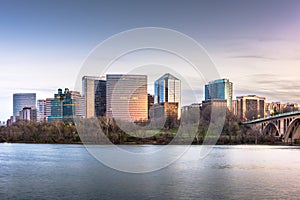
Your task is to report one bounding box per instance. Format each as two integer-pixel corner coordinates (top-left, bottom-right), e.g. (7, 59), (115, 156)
(106, 74), (147, 79)
(207, 78), (231, 84)
(82, 76), (106, 81)
(156, 73), (180, 81)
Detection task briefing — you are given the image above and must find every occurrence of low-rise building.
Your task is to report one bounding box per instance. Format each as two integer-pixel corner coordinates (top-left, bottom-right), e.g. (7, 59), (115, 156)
(152, 102), (179, 126)
(19, 107), (37, 121)
(202, 99), (228, 111)
(236, 95), (266, 121)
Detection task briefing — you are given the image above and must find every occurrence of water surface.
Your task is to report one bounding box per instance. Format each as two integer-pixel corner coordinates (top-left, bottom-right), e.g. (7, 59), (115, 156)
(1, 144), (300, 199)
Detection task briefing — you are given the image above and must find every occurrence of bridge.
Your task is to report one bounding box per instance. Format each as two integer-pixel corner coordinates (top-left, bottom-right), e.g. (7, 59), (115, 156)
(244, 111), (300, 143)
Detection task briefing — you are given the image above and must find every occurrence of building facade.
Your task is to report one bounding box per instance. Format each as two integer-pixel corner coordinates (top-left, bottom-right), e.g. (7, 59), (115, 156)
(236, 95), (266, 121)
(70, 91), (85, 118)
(204, 78), (233, 110)
(48, 88), (75, 121)
(13, 93), (36, 116)
(266, 102), (284, 116)
(232, 100), (238, 116)
(182, 103), (201, 114)
(82, 76), (106, 118)
(201, 99), (228, 111)
(45, 98), (54, 121)
(19, 107), (37, 121)
(106, 74), (148, 122)
(154, 73), (181, 119)
(37, 99), (46, 122)
(153, 102), (179, 127)
(148, 94), (154, 119)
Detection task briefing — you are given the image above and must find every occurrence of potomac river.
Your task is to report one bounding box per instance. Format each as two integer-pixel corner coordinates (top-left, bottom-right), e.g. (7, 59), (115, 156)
(0, 144), (300, 199)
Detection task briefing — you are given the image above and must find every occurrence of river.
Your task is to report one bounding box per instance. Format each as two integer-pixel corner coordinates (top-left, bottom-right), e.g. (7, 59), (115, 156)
(0, 144), (300, 199)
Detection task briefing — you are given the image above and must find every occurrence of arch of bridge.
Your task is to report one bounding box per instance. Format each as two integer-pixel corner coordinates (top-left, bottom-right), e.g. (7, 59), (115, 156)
(284, 118), (300, 143)
(263, 122), (279, 136)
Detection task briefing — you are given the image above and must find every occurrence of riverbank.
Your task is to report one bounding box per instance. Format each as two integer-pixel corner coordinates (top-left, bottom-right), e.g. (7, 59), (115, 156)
(1, 116), (294, 145)
(0, 138), (295, 146)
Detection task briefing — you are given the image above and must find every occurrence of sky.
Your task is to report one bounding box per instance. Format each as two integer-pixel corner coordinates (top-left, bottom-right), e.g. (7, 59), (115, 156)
(1, 0), (300, 121)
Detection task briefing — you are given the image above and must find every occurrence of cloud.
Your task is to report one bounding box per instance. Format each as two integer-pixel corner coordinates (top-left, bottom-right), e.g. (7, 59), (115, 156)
(227, 55), (276, 60)
(11, 88), (58, 93)
(205, 35), (284, 42)
(234, 74), (300, 103)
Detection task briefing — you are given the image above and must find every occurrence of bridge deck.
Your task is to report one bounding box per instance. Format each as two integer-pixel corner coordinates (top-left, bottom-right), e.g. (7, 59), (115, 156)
(244, 110), (300, 124)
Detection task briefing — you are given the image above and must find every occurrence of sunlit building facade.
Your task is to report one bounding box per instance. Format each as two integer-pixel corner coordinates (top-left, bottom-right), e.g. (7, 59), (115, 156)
(153, 102), (179, 125)
(236, 95), (266, 121)
(70, 91), (85, 118)
(106, 74), (148, 122)
(82, 76), (106, 118)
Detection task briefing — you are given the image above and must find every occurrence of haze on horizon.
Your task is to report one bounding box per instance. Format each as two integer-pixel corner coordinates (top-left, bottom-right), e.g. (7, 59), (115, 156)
(1, 0), (300, 121)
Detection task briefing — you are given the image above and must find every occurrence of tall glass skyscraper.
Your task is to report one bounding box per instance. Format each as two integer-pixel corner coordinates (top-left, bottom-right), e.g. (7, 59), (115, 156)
(204, 78), (233, 110)
(106, 74), (148, 122)
(82, 76), (106, 118)
(13, 93), (36, 116)
(154, 73), (181, 119)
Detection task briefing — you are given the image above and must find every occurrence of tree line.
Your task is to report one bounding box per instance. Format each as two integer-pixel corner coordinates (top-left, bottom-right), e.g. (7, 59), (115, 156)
(0, 105), (283, 145)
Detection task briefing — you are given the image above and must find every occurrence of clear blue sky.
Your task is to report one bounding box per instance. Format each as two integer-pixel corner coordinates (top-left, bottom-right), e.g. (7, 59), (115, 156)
(1, 0), (300, 121)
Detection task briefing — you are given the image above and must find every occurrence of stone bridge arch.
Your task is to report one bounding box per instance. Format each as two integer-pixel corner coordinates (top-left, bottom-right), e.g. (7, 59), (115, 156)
(263, 122), (279, 136)
(284, 118), (300, 143)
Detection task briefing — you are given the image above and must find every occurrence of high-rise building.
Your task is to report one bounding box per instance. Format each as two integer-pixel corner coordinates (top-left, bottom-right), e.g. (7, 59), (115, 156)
(13, 93), (36, 116)
(205, 78), (233, 110)
(37, 99), (46, 122)
(154, 73), (181, 119)
(82, 76), (106, 118)
(236, 95), (266, 121)
(106, 74), (148, 122)
(45, 98), (54, 120)
(70, 91), (85, 118)
(48, 88), (75, 121)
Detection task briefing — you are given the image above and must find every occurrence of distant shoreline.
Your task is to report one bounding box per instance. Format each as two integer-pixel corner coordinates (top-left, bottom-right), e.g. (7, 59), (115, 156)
(1, 141), (298, 146)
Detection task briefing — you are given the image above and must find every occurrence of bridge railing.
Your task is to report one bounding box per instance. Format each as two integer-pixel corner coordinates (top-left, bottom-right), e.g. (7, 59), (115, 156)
(244, 110), (300, 124)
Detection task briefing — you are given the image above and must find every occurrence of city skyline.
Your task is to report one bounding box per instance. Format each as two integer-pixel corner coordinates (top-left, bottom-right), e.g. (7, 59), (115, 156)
(1, 0), (300, 121)
(6, 73), (300, 124)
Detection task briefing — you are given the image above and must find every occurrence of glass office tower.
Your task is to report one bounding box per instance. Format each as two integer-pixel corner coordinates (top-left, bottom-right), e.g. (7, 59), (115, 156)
(154, 73), (181, 119)
(48, 88), (76, 122)
(13, 93), (36, 116)
(205, 78), (233, 110)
